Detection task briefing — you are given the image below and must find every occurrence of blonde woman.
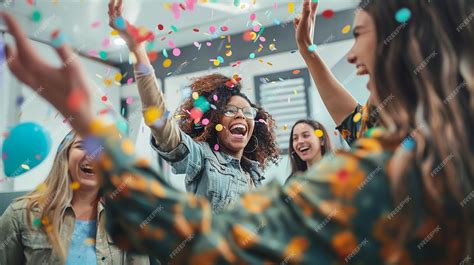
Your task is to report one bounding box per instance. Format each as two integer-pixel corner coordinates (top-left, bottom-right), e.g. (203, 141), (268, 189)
(0, 131), (150, 265)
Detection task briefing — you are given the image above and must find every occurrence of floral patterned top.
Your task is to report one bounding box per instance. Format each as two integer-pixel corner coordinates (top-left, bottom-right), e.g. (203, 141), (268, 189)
(92, 126), (467, 264)
(336, 103), (375, 147)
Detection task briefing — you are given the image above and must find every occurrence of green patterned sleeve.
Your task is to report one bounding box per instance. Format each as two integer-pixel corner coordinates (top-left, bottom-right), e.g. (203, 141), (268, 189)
(94, 127), (391, 264)
(336, 104), (363, 146)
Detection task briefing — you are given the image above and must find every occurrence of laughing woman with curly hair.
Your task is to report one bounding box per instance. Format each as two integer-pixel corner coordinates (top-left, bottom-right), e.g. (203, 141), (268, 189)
(106, 1), (279, 212)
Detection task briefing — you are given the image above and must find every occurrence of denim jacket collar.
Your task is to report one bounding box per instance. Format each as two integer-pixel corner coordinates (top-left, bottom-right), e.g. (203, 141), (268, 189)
(213, 149), (265, 182)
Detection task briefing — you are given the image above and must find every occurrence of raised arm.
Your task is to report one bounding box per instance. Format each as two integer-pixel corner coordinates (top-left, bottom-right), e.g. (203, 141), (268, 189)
(108, 0), (180, 151)
(295, 0), (358, 125)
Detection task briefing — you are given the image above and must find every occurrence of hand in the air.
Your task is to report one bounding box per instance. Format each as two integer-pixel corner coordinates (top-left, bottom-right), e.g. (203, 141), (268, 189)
(294, 0), (319, 53)
(108, 0), (153, 52)
(2, 12), (93, 135)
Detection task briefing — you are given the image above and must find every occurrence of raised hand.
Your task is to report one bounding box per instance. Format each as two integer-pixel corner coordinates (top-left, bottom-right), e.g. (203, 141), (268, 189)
(1, 12), (93, 135)
(294, 0), (318, 54)
(108, 0), (153, 53)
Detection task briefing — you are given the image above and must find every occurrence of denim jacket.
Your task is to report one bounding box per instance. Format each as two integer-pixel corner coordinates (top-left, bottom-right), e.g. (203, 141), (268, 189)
(0, 199), (150, 265)
(151, 131), (265, 213)
(134, 67), (265, 212)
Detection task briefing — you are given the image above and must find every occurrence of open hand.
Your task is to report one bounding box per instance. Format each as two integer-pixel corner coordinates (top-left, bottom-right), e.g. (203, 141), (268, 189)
(108, 0), (152, 52)
(2, 12), (93, 135)
(294, 0), (318, 54)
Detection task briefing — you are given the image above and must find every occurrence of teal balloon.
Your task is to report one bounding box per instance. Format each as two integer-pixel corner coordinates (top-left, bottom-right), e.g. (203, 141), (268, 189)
(2, 122), (52, 177)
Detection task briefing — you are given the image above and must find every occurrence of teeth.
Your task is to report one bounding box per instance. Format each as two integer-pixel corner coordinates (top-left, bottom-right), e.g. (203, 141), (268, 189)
(230, 124), (246, 130)
(299, 147), (310, 152)
(230, 124), (247, 135)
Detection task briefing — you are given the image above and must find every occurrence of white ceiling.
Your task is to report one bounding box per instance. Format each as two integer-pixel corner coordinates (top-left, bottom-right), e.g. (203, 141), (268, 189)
(1, 0), (358, 62)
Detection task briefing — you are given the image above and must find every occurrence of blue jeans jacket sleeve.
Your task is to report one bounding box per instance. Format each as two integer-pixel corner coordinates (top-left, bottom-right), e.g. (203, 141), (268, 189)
(151, 130), (204, 183)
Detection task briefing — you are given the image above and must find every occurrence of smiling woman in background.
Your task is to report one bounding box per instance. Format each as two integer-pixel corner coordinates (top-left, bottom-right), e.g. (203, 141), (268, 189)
(107, 0), (280, 213)
(0, 131), (149, 265)
(286, 119), (332, 183)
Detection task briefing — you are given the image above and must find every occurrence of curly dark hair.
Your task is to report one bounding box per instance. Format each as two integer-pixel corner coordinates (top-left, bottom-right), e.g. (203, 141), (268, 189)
(175, 73), (280, 169)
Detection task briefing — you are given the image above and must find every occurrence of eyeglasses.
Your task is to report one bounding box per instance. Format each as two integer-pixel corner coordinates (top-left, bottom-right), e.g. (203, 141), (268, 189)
(223, 105), (257, 119)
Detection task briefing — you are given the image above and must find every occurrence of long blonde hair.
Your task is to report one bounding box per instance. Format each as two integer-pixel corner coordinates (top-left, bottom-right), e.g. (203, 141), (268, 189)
(361, 0), (473, 257)
(16, 130), (78, 261)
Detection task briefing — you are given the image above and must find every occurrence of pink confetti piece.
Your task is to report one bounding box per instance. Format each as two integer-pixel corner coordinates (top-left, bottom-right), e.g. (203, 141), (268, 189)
(172, 2), (181, 20)
(173, 48), (181, 57)
(250, 13), (256, 21)
(88, 50), (98, 57)
(213, 144), (219, 151)
(102, 38), (110, 48)
(91, 21), (101, 28)
(168, 40), (176, 48)
(209, 25), (216, 34)
(185, 0), (197, 11)
(206, 42), (212, 46)
(126, 96), (133, 105)
(127, 78), (134, 85)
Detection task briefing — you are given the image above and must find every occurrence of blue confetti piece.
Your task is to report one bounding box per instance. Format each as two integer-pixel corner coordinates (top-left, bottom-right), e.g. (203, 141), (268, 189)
(51, 32), (67, 47)
(114, 17), (127, 30)
(395, 8), (411, 23)
(217, 56), (224, 63)
(401, 136), (416, 151)
(308, 44), (317, 52)
(162, 49), (168, 58)
(249, 53), (256, 59)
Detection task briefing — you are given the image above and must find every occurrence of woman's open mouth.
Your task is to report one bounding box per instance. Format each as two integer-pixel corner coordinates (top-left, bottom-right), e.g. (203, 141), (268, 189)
(229, 123), (248, 140)
(79, 163), (95, 176)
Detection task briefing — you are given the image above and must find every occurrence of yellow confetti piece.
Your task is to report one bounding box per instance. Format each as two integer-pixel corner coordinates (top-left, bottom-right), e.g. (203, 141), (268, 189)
(21, 164), (30, 170)
(121, 140), (135, 155)
(353, 112), (362, 123)
(215, 124), (223, 132)
(294, 90), (298, 95)
(70, 181), (80, 190)
(89, 119), (114, 135)
(144, 107), (163, 125)
(41, 217), (49, 225)
(314, 129), (324, 137)
(250, 32), (257, 41)
(114, 73), (122, 82)
(283, 124), (289, 130)
(288, 2), (295, 13)
(192, 92), (199, 100)
(213, 60), (220, 66)
(84, 238), (96, 245)
(163, 58), (172, 68)
(111, 29), (119, 36)
(269, 43), (276, 51)
(103, 79), (113, 87)
(37, 183), (48, 191)
(342, 25), (351, 34)
(225, 50), (233, 57)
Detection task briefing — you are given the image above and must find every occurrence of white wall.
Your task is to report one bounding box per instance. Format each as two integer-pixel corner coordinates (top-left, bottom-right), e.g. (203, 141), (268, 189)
(0, 38), (122, 192)
(131, 39), (369, 190)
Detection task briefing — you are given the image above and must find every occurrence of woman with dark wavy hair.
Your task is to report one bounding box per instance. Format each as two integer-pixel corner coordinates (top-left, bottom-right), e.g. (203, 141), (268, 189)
(3, 0), (473, 263)
(286, 119), (332, 182)
(106, 1), (279, 213)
